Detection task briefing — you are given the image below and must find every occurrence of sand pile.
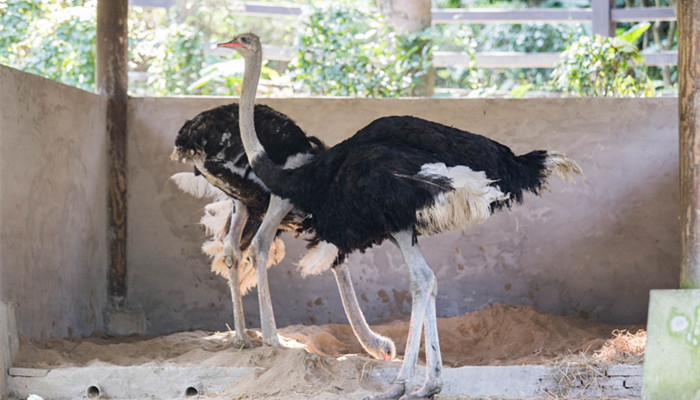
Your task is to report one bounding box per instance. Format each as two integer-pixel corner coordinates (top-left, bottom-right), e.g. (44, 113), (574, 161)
(13, 305), (645, 399)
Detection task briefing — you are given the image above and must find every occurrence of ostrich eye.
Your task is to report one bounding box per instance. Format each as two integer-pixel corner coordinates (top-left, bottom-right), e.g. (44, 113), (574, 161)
(241, 36), (249, 44)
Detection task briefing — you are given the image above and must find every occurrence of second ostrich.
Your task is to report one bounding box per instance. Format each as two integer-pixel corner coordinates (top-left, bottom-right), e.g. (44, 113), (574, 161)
(221, 33), (583, 400)
(171, 103), (395, 360)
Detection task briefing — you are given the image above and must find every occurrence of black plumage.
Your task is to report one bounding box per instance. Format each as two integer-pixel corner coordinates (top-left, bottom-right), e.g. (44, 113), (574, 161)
(254, 115), (558, 260)
(174, 103), (324, 228)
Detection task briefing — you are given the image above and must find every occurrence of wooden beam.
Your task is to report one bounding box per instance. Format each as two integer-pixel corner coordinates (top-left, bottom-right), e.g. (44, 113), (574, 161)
(97, 0), (129, 307)
(678, 0), (700, 289)
(378, 0), (434, 96)
(611, 6), (676, 22)
(432, 8), (592, 24)
(592, 0), (615, 37)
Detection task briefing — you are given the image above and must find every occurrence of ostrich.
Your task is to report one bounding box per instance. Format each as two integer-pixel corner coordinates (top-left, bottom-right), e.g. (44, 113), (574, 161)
(219, 33), (583, 400)
(171, 103), (396, 360)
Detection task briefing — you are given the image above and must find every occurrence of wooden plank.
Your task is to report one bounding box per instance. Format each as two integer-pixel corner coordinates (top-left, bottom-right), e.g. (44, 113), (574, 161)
(212, 46), (677, 68)
(128, 0), (174, 8)
(97, 0), (129, 308)
(432, 8), (592, 24)
(434, 51), (677, 68)
(678, 0), (700, 289)
(221, 3), (677, 25)
(239, 3), (302, 17)
(592, 0), (615, 37)
(611, 6), (676, 22)
(643, 51), (678, 66)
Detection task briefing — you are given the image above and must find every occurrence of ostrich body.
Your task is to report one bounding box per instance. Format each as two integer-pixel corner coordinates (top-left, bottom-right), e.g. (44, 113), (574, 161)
(221, 33), (583, 400)
(171, 103), (396, 359)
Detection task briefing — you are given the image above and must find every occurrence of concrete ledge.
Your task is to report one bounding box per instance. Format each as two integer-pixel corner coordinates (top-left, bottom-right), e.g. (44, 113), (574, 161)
(372, 364), (643, 399)
(7, 363), (643, 399)
(8, 366), (261, 399)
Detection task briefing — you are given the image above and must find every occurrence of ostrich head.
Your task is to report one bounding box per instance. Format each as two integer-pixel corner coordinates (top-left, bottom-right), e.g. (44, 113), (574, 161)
(217, 33), (261, 58)
(375, 338), (396, 361)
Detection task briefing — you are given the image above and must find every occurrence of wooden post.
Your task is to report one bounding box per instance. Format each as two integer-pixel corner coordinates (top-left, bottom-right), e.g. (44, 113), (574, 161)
(96, 0), (129, 307)
(592, 0), (615, 37)
(678, 0), (700, 289)
(377, 0), (434, 97)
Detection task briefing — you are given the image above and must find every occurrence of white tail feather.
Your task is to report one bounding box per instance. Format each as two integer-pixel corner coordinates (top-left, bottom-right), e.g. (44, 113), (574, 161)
(203, 236), (286, 295)
(415, 163), (508, 235)
(544, 151), (584, 183)
(298, 241), (339, 277)
(201, 200), (233, 237)
(170, 172), (227, 200)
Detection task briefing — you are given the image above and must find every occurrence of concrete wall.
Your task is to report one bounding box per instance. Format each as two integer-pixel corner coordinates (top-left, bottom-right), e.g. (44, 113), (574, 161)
(0, 65), (109, 339)
(129, 96), (679, 334)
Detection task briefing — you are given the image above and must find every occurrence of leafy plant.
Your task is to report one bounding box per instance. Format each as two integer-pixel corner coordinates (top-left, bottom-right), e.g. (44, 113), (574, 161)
(1, 0), (96, 91)
(550, 23), (654, 97)
(187, 57), (285, 96)
(287, 5), (433, 97)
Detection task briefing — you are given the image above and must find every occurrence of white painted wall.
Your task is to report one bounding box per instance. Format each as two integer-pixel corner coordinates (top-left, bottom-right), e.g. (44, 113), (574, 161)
(0, 65), (109, 339)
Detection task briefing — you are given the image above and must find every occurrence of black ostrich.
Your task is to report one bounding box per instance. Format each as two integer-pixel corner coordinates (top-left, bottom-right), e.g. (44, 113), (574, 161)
(220, 33), (583, 400)
(171, 103), (396, 360)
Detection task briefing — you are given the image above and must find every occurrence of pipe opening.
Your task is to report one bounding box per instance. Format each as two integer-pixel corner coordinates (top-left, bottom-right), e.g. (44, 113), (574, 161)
(185, 386), (199, 397)
(86, 385), (101, 398)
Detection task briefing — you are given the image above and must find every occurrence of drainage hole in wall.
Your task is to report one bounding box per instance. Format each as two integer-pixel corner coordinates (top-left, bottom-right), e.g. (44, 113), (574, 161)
(86, 386), (101, 398)
(185, 386), (199, 397)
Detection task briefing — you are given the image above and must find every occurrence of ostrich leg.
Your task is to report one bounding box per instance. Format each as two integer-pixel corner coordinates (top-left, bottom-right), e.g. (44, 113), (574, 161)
(403, 278), (442, 399)
(223, 200), (253, 348)
(331, 263), (396, 360)
(248, 194), (293, 347)
(364, 230), (440, 400)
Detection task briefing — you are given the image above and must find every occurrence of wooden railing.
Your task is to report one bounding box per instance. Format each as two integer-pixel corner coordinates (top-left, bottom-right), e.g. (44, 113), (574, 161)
(130, 0), (678, 68)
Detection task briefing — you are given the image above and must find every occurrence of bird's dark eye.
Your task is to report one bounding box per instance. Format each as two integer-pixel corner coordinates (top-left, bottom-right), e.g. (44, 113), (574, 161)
(241, 36), (249, 44)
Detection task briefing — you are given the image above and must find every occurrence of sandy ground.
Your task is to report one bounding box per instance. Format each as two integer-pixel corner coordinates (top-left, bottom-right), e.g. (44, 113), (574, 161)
(14, 305), (645, 400)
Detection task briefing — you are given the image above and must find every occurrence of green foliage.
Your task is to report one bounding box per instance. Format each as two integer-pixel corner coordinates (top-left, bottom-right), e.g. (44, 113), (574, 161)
(288, 5), (432, 97)
(550, 23), (654, 97)
(1, 0), (96, 91)
(187, 57), (284, 96)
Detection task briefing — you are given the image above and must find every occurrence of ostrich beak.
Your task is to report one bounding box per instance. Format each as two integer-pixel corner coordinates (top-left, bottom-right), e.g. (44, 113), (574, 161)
(217, 40), (243, 48)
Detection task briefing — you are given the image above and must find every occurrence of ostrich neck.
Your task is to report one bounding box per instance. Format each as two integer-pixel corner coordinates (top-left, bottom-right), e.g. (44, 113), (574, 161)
(239, 50), (265, 161)
(238, 49), (299, 200)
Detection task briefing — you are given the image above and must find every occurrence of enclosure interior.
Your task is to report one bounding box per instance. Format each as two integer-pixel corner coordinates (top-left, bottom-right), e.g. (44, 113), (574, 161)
(0, 64), (679, 343)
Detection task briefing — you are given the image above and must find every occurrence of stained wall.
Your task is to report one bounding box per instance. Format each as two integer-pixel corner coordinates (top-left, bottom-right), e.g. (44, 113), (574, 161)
(0, 65), (109, 339)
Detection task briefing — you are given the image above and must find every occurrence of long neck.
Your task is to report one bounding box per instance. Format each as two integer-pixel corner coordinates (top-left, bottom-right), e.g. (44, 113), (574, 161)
(238, 49), (299, 199)
(239, 50), (265, 161)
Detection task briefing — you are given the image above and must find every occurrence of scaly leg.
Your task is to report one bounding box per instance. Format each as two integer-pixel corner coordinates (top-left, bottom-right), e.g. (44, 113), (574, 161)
(364, 230), (440, 400)
(224, 199), (253, 348)
(248, 194), (293, 347)
(401, 279), (442, 399)
(331, 263), (396, 360)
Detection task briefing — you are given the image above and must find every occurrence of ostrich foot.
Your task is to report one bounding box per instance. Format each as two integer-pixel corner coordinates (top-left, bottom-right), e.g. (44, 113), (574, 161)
(261, 334), (282, 348)
(232, 333), (253, 349)
(362, 381), (408, 400)
(399, 380), (442, 400)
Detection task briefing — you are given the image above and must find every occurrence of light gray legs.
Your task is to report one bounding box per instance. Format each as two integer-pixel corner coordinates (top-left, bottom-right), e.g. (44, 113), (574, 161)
(223, 199), (253, 348)
(248, 194), (293, 347)
(331, 263), (396, 361)
(365, 230), (443, 400)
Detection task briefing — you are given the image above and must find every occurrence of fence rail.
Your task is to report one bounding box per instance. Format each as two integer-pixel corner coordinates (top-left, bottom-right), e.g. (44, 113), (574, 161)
(213, 46), (677, 68)
(133, 0), (678, 69)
